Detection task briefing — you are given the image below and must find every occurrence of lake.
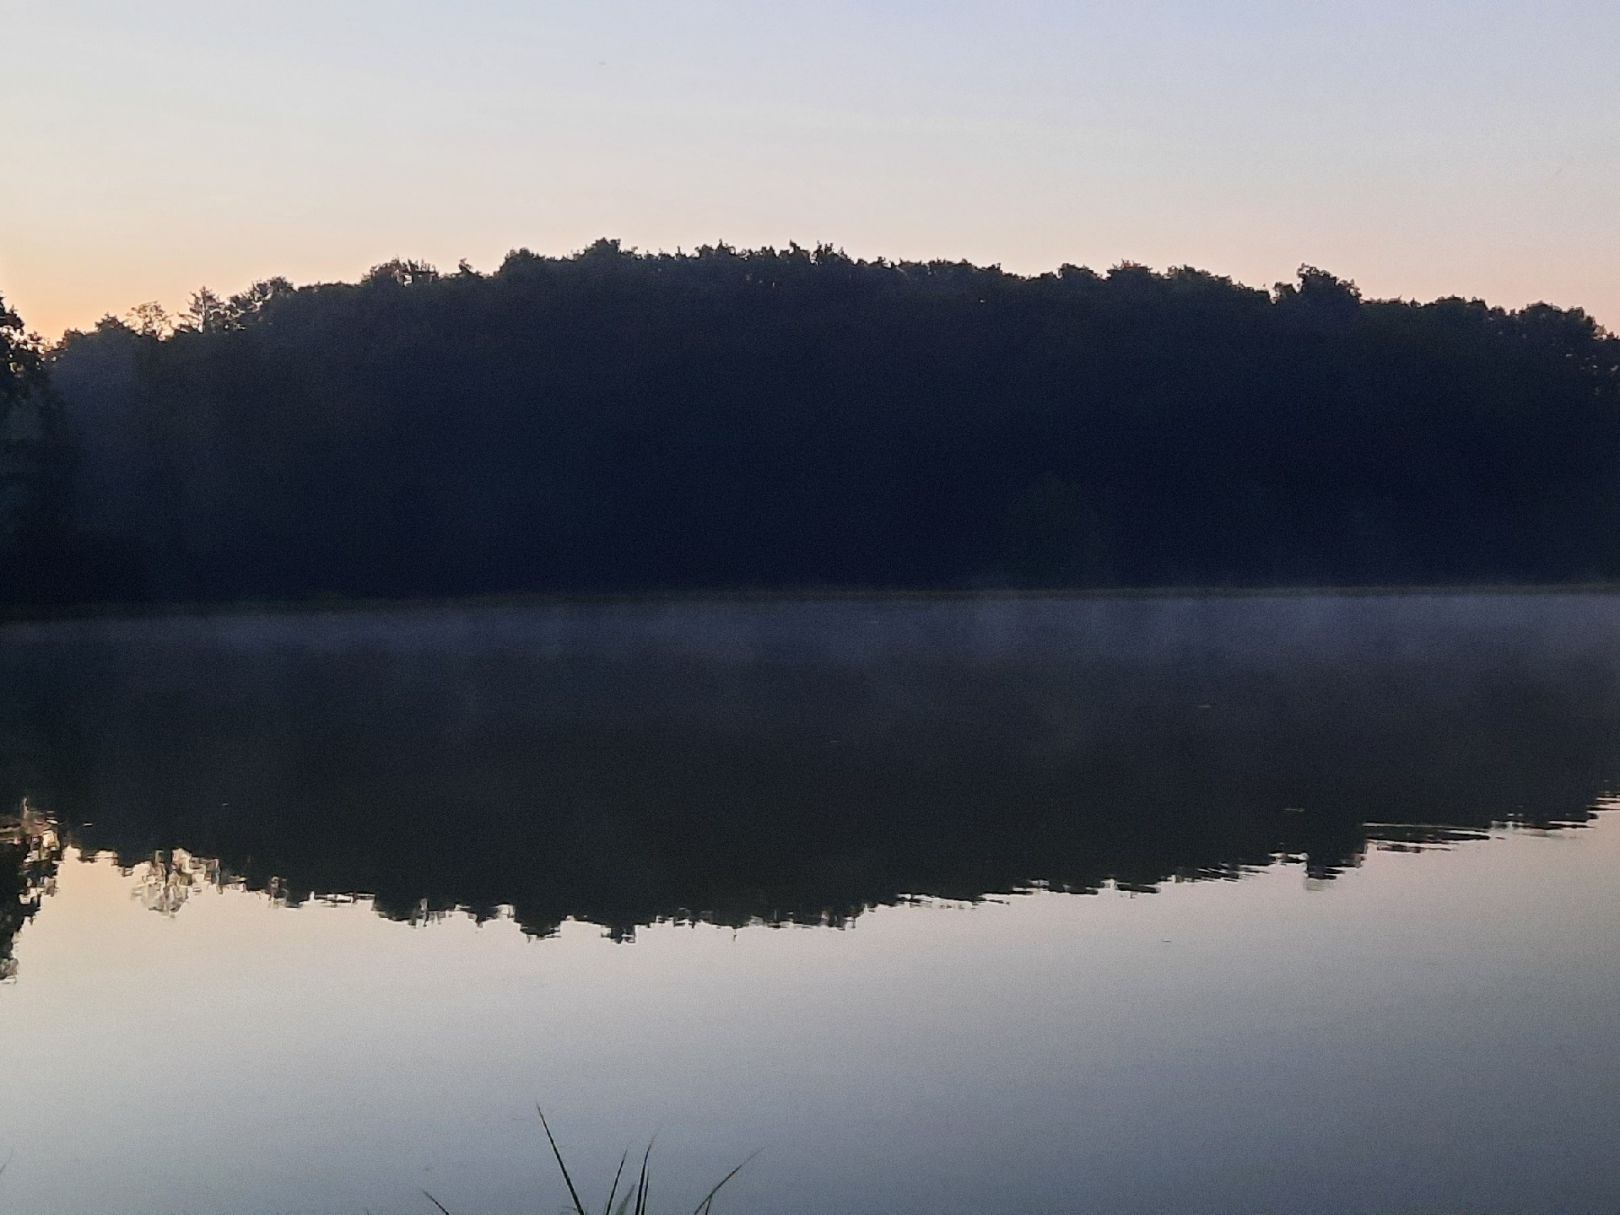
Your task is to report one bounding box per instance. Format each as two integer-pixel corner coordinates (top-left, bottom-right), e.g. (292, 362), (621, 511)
(1, 592), (1617, 1214)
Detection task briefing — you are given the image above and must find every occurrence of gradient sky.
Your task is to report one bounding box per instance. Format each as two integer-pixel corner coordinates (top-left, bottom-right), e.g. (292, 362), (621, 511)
(6, 0), (1618, 338)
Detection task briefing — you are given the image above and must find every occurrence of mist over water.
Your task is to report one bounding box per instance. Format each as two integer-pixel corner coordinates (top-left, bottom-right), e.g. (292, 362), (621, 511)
(2, 592), (1618, 1213)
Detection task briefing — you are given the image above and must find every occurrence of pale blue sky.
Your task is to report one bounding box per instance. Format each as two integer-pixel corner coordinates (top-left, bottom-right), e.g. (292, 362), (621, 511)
(6, 0), (1617, 335)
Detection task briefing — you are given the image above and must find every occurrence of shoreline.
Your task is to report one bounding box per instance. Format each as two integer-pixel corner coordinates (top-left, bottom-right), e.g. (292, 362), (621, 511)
(8, 579), (1620, 626)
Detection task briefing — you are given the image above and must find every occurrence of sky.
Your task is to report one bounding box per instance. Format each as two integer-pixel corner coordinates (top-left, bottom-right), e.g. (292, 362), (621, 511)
(5, 0), (1618, 339)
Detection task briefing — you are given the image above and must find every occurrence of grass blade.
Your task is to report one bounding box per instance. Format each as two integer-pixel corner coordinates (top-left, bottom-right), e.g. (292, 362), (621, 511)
(602, 1146), (630, 1215)
(634, 1139), (654, 1215)
(421, 1190), (453, 1215)
(538, 1106), (589, 1215)
(690, 1148), (761, 1215)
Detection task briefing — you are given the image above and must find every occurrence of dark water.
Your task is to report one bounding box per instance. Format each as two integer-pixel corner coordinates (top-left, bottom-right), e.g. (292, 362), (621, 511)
(1, 593), (1617, 1213)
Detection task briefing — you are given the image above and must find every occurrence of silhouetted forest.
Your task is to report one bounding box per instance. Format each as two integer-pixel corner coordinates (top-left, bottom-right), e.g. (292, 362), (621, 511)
(7, 243), (1620, 605)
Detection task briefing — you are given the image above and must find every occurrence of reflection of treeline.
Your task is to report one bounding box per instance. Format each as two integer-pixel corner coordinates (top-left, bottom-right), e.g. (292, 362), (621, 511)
(0, 804), (63, 979)
(16, 244), (1620, 605)
(2, 596), (1614, 938)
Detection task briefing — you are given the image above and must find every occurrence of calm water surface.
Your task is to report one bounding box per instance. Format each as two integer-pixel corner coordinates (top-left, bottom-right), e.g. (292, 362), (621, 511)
(1, 593), (1618, 1214)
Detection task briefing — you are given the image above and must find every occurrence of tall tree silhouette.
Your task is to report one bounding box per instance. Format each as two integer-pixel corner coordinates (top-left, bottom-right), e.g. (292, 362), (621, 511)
(0, 292), (82, 605)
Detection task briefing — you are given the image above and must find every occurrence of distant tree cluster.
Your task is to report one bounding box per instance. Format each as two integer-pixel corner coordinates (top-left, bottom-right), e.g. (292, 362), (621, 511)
(14, 242), (1620, 603)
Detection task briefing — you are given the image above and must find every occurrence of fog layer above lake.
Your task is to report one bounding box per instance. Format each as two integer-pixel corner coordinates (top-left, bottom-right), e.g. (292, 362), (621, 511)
(2, 592), (1614, 943)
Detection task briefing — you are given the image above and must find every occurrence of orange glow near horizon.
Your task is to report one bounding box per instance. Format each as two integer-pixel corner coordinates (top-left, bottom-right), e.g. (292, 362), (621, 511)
(7, 1), (1619, 339)
(10, 233), (1620, 346)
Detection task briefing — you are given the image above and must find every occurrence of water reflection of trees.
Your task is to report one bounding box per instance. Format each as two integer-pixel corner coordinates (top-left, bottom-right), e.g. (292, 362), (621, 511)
(0, 801), (63, 979)
(2, 595), (1618, 941)
(127, 847), (226, 915)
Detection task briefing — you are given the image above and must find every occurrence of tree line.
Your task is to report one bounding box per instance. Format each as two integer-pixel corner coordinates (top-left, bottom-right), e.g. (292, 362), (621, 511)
(5, 242), (1620, 605)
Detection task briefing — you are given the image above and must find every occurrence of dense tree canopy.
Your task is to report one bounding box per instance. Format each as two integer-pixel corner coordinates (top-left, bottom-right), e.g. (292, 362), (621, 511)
(25, 244), (1620, 604)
